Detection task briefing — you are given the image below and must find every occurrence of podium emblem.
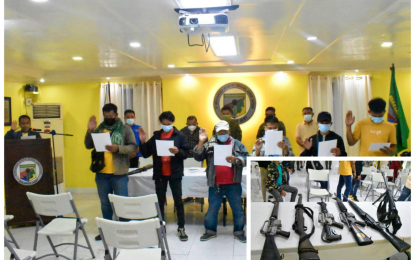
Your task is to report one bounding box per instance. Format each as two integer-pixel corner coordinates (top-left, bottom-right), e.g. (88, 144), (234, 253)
(13, 158), (43, 186)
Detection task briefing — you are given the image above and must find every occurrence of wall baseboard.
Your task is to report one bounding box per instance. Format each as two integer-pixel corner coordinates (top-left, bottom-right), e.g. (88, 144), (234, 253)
(66, 188), (97, 194)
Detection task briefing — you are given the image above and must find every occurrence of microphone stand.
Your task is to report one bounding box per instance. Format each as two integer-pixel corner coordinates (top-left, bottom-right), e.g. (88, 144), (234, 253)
(35, 130), (73, 194)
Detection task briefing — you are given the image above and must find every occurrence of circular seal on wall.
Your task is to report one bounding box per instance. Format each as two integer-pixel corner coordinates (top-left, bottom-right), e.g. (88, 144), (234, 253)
(213, 82), (256, 124)
(13, 158), (43, 186)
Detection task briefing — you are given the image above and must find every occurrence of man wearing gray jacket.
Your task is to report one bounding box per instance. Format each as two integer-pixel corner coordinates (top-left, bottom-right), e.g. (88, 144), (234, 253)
(194, 120), (249, 243)
(84, 103), (136, 241)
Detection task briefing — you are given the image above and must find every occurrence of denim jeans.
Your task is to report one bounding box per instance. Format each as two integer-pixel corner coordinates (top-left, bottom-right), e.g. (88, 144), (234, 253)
(351, 177), (361, 198)
(95, 173), (129, 220)
(286, 171), (290, 185)
(337, 175), (352, 202)
(155, 177), (185, 228)
(317, 181), (328, 190)
(205, 184), (245, 235)
(398, 186), (411, 201)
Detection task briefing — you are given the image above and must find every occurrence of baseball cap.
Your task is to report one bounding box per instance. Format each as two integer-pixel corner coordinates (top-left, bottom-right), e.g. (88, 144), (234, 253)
(215, 120), (230, 132)
(317, 112), (332, 123)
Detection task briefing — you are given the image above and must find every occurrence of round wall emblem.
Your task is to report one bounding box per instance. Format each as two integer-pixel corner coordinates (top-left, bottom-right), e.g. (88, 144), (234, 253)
(213, 82), (257, 124)
(13, 158), (43, 186)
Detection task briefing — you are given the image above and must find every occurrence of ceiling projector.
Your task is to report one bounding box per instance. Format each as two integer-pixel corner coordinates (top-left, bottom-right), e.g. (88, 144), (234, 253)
(179, 12), (229, 34)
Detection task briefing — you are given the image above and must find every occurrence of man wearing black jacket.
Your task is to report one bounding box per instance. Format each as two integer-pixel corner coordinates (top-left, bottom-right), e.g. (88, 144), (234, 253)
(139, 111), (190, 241)
(5, 115), (41, 140)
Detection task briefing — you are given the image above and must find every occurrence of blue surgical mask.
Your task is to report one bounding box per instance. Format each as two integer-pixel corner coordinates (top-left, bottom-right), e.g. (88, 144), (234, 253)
(126, 119), (134, 125)
(217, 134), (229, 142)
(318, 123), (331, 134)
(371, 116), (384, 124)
(161, 125), (173, 132)
(304, 114), (312, 122)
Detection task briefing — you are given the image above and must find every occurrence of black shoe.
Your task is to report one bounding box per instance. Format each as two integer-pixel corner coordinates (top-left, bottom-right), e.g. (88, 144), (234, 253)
(200, 233), (217, 241)
(178, 228), (188, 241)
(297, 168), (301, 171)
(95, 235), (102, 241)
(234, 234), (247, 243)
(353, 196), (359, 202)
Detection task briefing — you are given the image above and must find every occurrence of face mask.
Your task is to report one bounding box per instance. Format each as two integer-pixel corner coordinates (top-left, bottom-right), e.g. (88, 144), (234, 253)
(371, 116), (384, 124)
(161, 125), (173, 132)
(188, 125), (197, 131)
(304, 114), (312, 122)
(217, 134), (229, 142)
(126, 119), (134, 125)
(318, 123), (331, 134)
(104, 118), (116, 126)
(222, 115), (231, 121)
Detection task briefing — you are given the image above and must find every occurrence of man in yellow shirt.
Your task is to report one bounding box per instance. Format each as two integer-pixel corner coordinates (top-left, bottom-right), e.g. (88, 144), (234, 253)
(336, 161), (356, 202)
(345, 98), (397, 156)
(295, 107), (318, 170)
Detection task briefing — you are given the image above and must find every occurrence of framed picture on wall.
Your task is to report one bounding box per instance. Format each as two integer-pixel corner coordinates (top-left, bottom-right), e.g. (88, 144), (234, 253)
(4, 97), (11, 126)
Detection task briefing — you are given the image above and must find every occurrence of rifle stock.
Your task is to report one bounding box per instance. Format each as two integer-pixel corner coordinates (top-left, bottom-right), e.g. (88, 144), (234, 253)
(261, 235), (283, 260)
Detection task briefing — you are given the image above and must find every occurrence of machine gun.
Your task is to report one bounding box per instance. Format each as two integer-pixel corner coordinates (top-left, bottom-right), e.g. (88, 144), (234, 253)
(260, 201), (290, 260)
(317, 198), (343, 242)
(333, 194), (373, 246)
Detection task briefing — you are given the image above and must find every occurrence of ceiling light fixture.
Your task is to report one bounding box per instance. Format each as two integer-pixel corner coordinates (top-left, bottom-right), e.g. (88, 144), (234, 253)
(32, 0), (48, 2)
(381, 42), (393, 47)
(168, 64), (175, 68)
(307, 36), (317, 41)
(355, 70), (359, 72)
(40, 78), (45, 83)
(72, 57), (83, 60)
(210, 36), (237, 57)
(287, 61), (294, 64)
(106, 77), (110, 80)
(130, 42), (141, 48)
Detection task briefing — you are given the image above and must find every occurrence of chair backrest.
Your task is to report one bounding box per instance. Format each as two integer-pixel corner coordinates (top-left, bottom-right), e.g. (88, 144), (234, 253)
(109, 194), (158, 219)
(400, 175), (408, 187)
(139, 156), (153, 167)
(308, 169), (329, 182)
(383, 169), (394, 178)
(251, 161), (260, 178)
(372, 172), (385, 183)
(184, 158), (203, 167)
(361, 167), (372, 176)
(96, 217), (161, 249)
(381, 165), (389, 171)
(26, 192), (74, 216)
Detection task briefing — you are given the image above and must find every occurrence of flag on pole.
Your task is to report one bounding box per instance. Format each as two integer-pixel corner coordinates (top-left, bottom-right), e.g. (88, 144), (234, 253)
(387, 64), (409, 152)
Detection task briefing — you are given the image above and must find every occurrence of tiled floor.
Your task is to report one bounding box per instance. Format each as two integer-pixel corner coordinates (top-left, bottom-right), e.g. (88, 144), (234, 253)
(6, 193), (246, 260)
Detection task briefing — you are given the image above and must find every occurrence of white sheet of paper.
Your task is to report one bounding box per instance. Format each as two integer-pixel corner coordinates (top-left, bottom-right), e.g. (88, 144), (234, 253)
(214, 144), (232, 167)
(156, 140), (174, 156)
(21, 135), (36, 140)
(91, 133), (112, 152)
(264, 130), (283, 155)
(318, 139), (338, 157)
(369, 142), (391, 151)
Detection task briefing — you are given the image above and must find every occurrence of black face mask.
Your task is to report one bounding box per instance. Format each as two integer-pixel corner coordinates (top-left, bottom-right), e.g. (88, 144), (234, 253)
(104, 118), (116, 126)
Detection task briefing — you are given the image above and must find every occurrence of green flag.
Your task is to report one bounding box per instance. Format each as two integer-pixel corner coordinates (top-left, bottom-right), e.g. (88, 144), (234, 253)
(387, 64), (409, 153)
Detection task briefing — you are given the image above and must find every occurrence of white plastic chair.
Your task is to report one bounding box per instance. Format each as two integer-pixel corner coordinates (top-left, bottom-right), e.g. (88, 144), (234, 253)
(108, 194), (171, 260)
(26, 192), (95, 260)
(394, 175), (409, 199)
(5, 215), (19, 249)
(365, 172), (386, 201)
(307, 169), (330, 202)
(360, 167), (373, 197)
(96, 217), (164, 260)
(383, 169), (396, 191)
(5, 236), (36, 260)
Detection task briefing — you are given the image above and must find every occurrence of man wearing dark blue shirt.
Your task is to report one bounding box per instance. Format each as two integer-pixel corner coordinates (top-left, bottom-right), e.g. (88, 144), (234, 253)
(124, 110), (144, 168)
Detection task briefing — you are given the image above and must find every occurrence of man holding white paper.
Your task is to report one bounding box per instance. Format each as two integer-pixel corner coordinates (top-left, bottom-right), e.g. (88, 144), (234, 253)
(139, 111), (190, 241)
(194, 120), (249, 243)
(84, 103), (136, 241)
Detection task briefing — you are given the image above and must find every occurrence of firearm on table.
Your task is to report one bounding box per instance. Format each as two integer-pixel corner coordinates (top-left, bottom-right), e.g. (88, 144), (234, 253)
(333, 194), (373, 246)
(127, 164), (153, 175)
(372, 171), (402, 235)
(317, 198), (343, 243)
(292, 194), (320, 260)
(348, 197), (411, 252)
(260, 201), (290, 260)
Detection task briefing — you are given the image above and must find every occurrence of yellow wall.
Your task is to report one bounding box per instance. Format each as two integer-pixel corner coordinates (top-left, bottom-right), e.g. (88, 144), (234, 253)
(162, 74), (309, 156)
(4, 82), (27, 132)
(371, 71), (411, 151)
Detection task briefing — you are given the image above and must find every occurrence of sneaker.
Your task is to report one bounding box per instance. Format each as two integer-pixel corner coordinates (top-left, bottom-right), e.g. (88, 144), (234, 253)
(349, 195), (353, 198)
(359, 186), (365, 191)
(95, 235), (102, 241)
(234, 234), (247, 243)
(178, 228), (188, 241)
(353, 196), (360, 202)
(200, 233), (217, 241)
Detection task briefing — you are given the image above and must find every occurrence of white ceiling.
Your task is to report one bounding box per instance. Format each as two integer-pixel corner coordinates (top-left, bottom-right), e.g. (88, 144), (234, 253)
(4, 0), (411, 83)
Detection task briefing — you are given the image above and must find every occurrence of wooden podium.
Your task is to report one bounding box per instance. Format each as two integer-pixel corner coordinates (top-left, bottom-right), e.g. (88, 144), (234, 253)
(5, 139), (55, 226)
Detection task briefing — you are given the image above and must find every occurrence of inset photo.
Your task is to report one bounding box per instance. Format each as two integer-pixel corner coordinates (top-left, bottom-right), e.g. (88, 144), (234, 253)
(250, 160), (411, 260)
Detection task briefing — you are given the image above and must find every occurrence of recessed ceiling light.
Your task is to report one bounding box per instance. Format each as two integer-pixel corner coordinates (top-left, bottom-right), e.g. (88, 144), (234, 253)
(106, 77), (110, 80)
(40, 78), (45, 82)
(287, 61), (294, 64)
(130, 42), (141, 48)
(355, 70), (359, 72)
(381, 42), (393, 47)
(32, 0), (48, 2)
(168, 64), (175, 68)
(184, 74), (190, 77)
(307, 36), (317, 41)
(210, 36), (237, 57)
(72, 57), (83, 60)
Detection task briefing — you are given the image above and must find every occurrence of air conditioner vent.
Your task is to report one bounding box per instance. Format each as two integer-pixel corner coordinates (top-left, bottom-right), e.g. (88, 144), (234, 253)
(33, 104), (61, 119)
